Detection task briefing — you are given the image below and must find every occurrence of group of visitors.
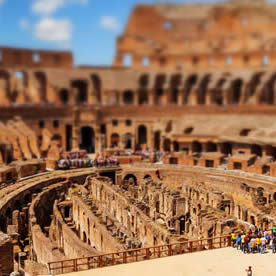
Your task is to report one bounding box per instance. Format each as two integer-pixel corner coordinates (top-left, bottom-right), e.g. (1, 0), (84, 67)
(58, 152), (119, 170)
(231, 227), (276, 254)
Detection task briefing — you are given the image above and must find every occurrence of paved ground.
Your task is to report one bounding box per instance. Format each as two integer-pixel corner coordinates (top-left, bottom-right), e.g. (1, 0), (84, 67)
(60, 247), (276, 276)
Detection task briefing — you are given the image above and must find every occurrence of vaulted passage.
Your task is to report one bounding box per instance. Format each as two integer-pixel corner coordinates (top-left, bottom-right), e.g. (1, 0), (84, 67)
(80, 126), (95, 153)
(72, 80), (88, 104)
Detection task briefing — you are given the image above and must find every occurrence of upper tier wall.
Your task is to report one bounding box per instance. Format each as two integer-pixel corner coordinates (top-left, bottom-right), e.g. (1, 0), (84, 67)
(0, 47), (73, 69)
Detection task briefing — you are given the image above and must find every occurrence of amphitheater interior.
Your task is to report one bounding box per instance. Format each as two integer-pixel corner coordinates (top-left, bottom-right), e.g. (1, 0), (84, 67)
(2, 0), (276, 275)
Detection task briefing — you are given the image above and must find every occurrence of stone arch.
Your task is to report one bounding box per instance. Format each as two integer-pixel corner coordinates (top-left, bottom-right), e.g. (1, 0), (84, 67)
(221, 142), (232, 155)
(138, 125), (147, 145)
(139, 74), (149, 88)
(192, 141), (202, 153)
(183, 74), (198, 104)
(170, 74), (182, 104)
(138, 88), (148, 105)
(154, 131), (161, 151)
(197, 74), (211, 104)
(245, 72), (264, 100)
(211, 78), (226, 105)
(80, 126), (95, 153)
(206, 142), (217, 152)
(91, 74), (102, 103)
(163, 138), (171, 152)
(154, 74), (166, 104)
(123, 133), (132, 149)
(251, 144), (262, 157)
(72, 80), (88, 104)
(259, 73), (276, 105)
(34, 71), (47, 102)
(122, 90), (134, 104)
(173, 141), (179, 152)
(111, 133), (120, 148)
(123, 174), (137, 185)
(229, 79), (243, 104)
(59, 89), (69, 104)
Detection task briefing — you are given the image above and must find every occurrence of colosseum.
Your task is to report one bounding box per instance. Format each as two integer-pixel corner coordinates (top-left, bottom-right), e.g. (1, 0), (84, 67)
(1, 0), (276, 275)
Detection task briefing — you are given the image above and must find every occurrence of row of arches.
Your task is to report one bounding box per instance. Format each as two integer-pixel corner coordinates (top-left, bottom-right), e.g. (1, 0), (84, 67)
(78, 125), (148, 153)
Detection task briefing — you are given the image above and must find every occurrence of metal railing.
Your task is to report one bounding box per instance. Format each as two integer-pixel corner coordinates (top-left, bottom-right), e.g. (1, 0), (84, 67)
(48, 235), (231, 275)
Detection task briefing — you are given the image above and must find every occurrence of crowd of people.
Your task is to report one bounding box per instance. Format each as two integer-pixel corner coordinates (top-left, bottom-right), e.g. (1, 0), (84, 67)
(58, 152), (119, 170)
(231, 227), (276, 254)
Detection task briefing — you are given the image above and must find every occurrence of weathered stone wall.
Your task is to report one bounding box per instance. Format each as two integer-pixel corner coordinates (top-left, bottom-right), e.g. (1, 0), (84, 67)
(0, 232), (13, 274)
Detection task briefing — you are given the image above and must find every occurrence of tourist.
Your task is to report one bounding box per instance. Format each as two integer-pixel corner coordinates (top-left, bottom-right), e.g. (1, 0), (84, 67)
(241, 232), (246, 252)
(245, 266), (252, 276)
(237, 234), (241, 250)
(256, 236), (261, 253)
(272, 234), (276, 253)
(260, 235), (266, 253)
(231, 231), (236, 248)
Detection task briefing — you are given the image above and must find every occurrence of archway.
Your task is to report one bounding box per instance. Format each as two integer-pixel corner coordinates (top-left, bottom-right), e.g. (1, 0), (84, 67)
(72, 80), (88, 104)
(197, 74), (211, 104)
(154, 131), (161, 151)
(91, 74), (102, 103)
(138, 89), (148, 104)
(35, 72), (47, 102)
(251, 144), (262, 157)
(229, 79), (243, 104)
(163, 139), (171, 152)
(80, 126), (95, 153)
(123, 90), (134, 104)
(59, 89), (69, 104)
(192, 141), (202, 153)
(123, 174), (137, 185)
(138, 125), (147, 145)
(183, 74), (198, 104)
(123, 133), (132, 149)
(206, 142), (217, 152)
(111, 133), (120, 148)
(173, 141), (179, 152)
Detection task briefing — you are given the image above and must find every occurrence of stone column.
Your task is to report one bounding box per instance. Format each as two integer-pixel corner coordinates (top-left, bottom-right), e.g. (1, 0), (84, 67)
(149, 90), (154, 105)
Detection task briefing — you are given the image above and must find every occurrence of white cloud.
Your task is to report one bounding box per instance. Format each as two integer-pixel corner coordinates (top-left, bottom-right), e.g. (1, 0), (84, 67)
(0, 0), (4, 5)
(100, 16), (121, 32)
(34, 17), (73, 42)
(32, 0), (88, 15)
(19, 19), (31, 30)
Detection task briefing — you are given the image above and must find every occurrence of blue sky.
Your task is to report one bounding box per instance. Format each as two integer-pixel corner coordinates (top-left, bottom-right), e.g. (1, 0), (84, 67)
(0, 0), (225, 66)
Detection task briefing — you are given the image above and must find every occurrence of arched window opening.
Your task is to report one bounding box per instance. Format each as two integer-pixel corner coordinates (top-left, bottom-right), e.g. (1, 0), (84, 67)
(173, 141), (179, 152)
(122, 90), (134, 105)
(183, 74), (197, 104)
(111, 133), (120, 148)
(59, 89), (69, 104)
(230, 79), (242, 104)
(91, 74), (102, 103)
(35, 72), (47, 102)
(262, 55), (269, 67)
(142, 57), (150, 67)
(123, 133), (132, 149)
(139, 74), (149, 88)
(260, 73), (276, 105)
(197, 74), (211, 104)
(154, 131), (161, 151)
(192, 141), (202, 153)
(163, 139), (171, 152)
(251, 144), (262, 157)
(123, 54), (132, 67)
(138, 125), (147, 145)
(225, 56), (232, 65)
(247, 72), (264, 98)
(80, 126), (95, 153)
(72, 80), (88, 104)
(138, 89), (148, 105)
(206, 142), (217, 152)
(184, 127), (194, 134)
(240, 129), (251, 136)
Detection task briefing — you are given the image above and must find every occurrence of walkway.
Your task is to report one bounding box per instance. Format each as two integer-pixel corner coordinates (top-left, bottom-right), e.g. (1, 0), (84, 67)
(59, 247), (276, 276)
